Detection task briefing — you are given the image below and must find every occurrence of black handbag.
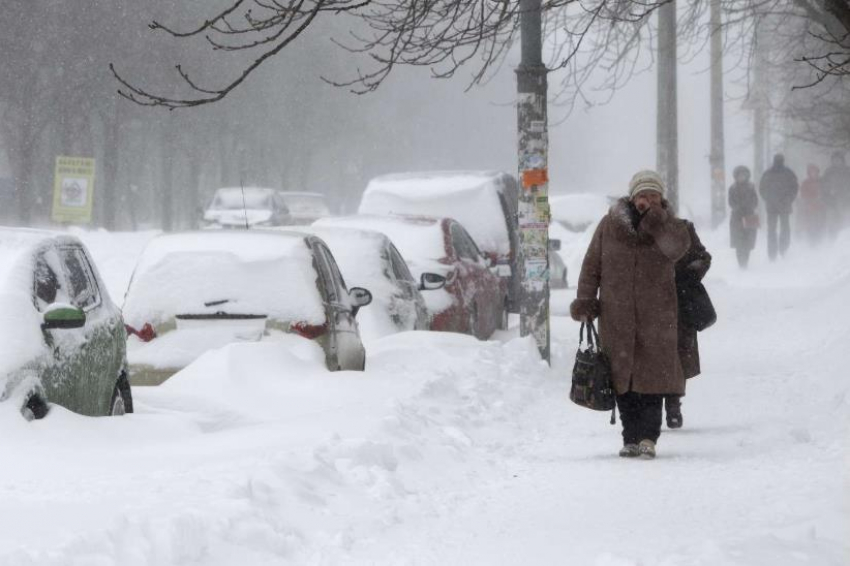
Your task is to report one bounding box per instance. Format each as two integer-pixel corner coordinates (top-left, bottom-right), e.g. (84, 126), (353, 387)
(570, 321), (616, 424)
(677, 280), (717, 331)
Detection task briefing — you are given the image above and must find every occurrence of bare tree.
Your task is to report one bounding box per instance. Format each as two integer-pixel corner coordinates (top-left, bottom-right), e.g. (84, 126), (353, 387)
(110, 1), (692, 111)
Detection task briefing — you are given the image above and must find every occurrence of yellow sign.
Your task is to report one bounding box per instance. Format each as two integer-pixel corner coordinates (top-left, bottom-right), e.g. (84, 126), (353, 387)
(52, 156), (95, 224)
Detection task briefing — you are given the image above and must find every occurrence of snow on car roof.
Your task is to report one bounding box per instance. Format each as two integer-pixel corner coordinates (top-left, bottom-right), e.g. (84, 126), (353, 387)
(359, 171), (511, 256)
(278, 192), (325, 198)
(294, 225), (402, 339)
(314, 215), (446, 270)
(0, 228), (86, 287)
(209, 187), (277, 210)
(295, 226), (388, 289)
(278, 192), (331, 215)
(549, 193), (611, 231)
(123, 230), (325, 328)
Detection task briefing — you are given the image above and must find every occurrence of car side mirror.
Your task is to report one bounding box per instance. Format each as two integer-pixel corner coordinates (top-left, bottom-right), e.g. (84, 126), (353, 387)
(419, 273), (447, 291)
(42, 304), (86, 330)
(549, 239), (562, 252)
(348, 287), (373, 317)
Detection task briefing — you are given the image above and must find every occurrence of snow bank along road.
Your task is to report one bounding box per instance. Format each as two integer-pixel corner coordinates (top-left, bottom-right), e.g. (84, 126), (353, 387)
(0, 228), (846, 565)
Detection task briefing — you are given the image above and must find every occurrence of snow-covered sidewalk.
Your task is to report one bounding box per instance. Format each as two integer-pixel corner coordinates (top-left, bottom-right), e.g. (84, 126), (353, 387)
(0, 228), (846, 565)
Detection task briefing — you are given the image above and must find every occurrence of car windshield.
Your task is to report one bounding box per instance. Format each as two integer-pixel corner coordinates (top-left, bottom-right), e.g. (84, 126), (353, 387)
(281, 194), (330, 216)
(209, 189), (273, 211)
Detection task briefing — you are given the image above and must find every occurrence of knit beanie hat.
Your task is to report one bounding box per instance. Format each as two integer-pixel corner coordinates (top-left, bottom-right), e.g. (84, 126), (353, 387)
(628, 170), (666, 199)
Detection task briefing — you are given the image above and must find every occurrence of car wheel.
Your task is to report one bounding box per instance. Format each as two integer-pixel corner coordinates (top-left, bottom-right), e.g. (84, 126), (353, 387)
(110, 374), (133, 416)
(22, 395), (49, 421)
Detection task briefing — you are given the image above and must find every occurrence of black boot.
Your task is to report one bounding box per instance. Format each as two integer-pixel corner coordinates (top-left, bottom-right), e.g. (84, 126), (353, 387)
(665, 396), (683, 429)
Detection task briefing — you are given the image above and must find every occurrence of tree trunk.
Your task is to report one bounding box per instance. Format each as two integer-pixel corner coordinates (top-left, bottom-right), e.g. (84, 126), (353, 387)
(657, 0), (679, 213)
(160, 117), (175, 232)
(101, 104), (122, 230)
(187, 145), (202, 229)
(709, 0), (726, 228)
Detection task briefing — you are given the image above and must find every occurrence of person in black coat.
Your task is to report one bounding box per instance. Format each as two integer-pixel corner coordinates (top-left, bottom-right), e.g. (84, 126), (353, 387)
(759, 154), (799, 260)
(728, 165), (759, 268)
(665, 220), (712, 429)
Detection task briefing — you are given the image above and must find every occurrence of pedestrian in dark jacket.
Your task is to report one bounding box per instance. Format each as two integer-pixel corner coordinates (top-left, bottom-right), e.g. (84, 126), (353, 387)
(820, 151), (850, 240)
(664, 220), (712, 429)
(728, 165), (759, 268)
(758, 154), (799, 260)
(571, 169), (691, 460)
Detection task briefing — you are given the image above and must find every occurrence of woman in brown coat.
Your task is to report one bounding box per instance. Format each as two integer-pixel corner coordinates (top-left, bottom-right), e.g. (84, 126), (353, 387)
(571, 170), (690, 459)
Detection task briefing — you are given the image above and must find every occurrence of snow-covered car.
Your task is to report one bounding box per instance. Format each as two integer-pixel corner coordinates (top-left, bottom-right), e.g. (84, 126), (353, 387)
(0, 229), (132, 420)
(315, 214), (505, 340)
(202, 187), (292, 228)
(549, 193), (612, 232)
(123, 230), (372, 384)
(294, 225), (436, 339)
(278, 192), (332, 225)
(549, 239), (568, 289)
(358, 171), (520, 311)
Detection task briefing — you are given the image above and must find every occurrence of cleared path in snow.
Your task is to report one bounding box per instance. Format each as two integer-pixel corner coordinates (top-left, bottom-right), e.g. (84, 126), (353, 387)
(0, 229), (845, 565)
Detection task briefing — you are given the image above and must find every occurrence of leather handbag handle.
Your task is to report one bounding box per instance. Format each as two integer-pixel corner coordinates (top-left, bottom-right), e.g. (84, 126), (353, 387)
(580, 321), (601, 350)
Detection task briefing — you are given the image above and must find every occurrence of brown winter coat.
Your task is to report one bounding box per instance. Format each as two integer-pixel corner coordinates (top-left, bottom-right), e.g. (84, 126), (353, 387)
(676, 220), (711, 380)
(570, 197), (691, 395)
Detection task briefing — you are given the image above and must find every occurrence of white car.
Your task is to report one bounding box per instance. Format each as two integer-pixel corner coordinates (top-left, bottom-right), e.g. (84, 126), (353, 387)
(278, 192), (332, 225)
(202, 187), (292, 228)
(315, 214), (505, 340)
(295, 225), (433, 339)
(123, 230), (372, 385)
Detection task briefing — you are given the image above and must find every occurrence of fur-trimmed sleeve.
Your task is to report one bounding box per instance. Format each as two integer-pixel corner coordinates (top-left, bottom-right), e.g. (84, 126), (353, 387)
(570, 219), (604, 321)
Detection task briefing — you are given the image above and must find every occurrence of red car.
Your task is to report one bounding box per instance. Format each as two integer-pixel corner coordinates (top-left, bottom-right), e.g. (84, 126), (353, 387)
(358, 171), (520, 311)
(314, 214), (506, 339)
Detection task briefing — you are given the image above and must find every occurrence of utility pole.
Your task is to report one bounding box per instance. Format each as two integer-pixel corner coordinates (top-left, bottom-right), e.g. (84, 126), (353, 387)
(516, 0), (550, 363)
(753, 25), (767, 180)
(709, 0), (726, 228)
(657, 0), (679, 213)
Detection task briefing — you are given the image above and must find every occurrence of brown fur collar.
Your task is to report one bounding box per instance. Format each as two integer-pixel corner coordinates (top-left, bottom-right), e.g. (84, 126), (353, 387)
(608, 196), (676, 244)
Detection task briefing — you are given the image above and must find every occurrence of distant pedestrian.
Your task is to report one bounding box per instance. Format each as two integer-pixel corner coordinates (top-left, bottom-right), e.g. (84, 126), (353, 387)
(758, 154), (799, 260)
(820, 151), (850, 239)
(665, 220), (712, 429)
(571, 170), (691, 460)
(728, 165), (759, 268)
(798, 164), (825, 246)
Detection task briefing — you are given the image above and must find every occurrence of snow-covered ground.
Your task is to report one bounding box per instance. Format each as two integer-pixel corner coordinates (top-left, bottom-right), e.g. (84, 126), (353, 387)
(0, 224), (846, 565)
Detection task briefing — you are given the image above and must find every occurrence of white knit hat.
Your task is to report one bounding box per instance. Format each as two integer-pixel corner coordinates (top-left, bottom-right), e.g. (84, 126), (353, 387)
(629, 169), (666, 199)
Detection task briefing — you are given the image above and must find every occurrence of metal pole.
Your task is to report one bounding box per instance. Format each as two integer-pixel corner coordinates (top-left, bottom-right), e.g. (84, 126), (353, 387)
(516, 0), (550, 363)
(709, 0), (726, 228)
(753, 25), (766, 180)
(656, 0), (679, 213)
